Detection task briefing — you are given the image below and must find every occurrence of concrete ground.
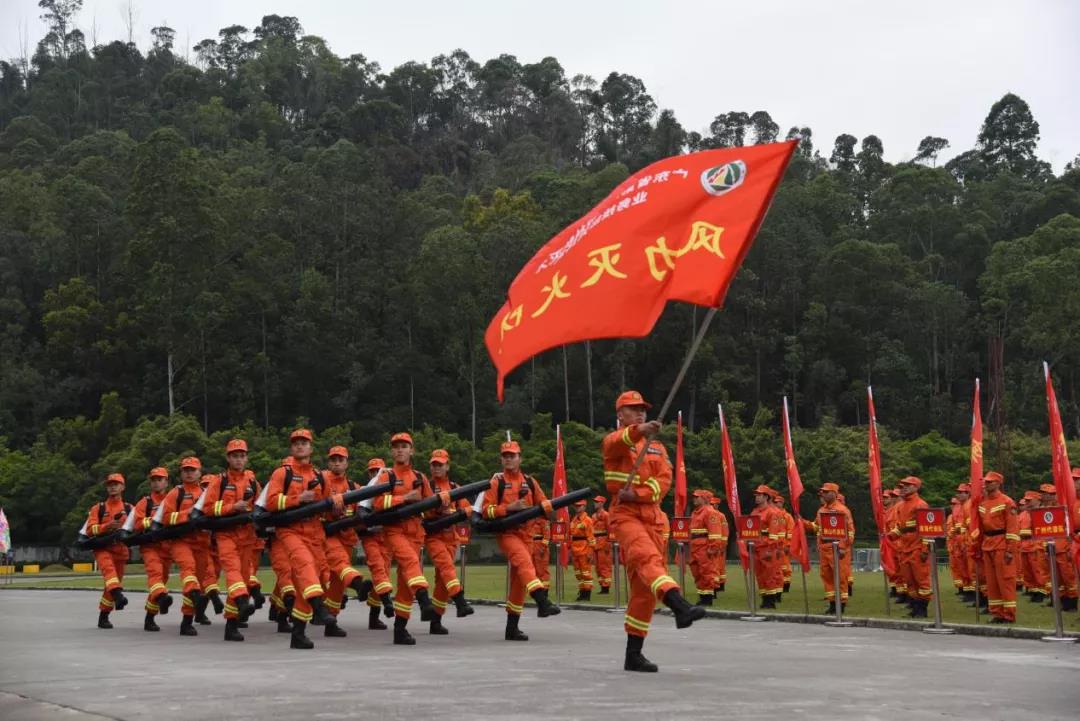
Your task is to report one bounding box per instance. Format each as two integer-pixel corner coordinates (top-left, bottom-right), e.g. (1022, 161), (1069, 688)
(0, 590), (1078, 721)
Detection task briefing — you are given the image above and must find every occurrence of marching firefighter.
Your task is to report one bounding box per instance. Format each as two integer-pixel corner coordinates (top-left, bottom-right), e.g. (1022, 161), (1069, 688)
(159, 457), (213, 636)
(423, 448), (475, 634)
(361, 458), (395, 629)
(320, 445), (373, 638)
(133, 467), (174, 631)
(84, 473), (132, 629)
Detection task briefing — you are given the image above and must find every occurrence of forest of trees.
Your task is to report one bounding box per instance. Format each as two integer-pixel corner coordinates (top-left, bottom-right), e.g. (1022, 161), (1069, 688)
(2, 3), (1080, 545)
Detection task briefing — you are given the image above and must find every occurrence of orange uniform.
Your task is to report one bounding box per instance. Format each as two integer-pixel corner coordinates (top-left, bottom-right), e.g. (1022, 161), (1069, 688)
(1017, 506), (1049, 597)
(199, 468), (259, 620)
(689, 501), (726, 599)
(947, 501), (966, 592)
(481, 469), (551, 616)
(592, 506), (613, 592)
(570, 508), (596, 594)
(84, 496), (132, 613)
(321, 469), (367, 619)
(808, 499), (855, 605)
(778, 507), (795, 589)
(374, 463), (433, 620)
(749, 501), (786, 604)
(707, 504), (730, 589)
(263, 457), (330, 624)
(530, 518), (551, 590)
(601, 425), (680, 637)
(132, 490), (172, 616)
(159, 478), (211, 618)
(423, 474), (473, 617)
(977, 489), (1020, 622)
(888, 484), (932, 614)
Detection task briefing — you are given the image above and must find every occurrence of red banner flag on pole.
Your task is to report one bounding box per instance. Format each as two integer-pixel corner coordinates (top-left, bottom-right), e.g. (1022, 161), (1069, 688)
(1044, 363), (1078, 537)
(969, 378), (984, 549)
(485, 141), (798, 399)
(782, 396), (811, 573)
(867, 387), (896, 575)
(719, 403), (749, 571)
(675, 411), (688, 518)
(553, 424), (570, 567)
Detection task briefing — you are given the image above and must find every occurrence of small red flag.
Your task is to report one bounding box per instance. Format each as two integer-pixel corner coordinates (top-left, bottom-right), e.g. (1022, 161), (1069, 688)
(867, 387), (896, 575)
(486, 141), (798, 399)
(719, 403), (749, 571)
(969, 378), (984, 554)
(674, 411), (688, 518)
(1045, 363), (1078, 537)
(553, 425), (570, 567)
(782, 397), (811, 573)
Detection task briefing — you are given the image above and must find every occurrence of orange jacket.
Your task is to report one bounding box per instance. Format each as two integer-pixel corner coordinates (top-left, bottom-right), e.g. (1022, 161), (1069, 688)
(749, 503), (785, 553)
(159, 480), (204, 526)
(529, 517), (551, 546)
(978, 491), (1019, 553)
(84, 497), (131, 537)
(888, 495), (929, 553)
(1018, 509), (1035, 552)
(323, 470), (362, 546)
(374, 464), (432, 512)
(480, 470), (550, 524)
(132, 489), (169, 533)
(570, 510), (596, 555)
(592, 508), (611, 545)
(807, 501), (855, 550)
(601, 425), (672, 505)
(200, 469), (258, 519)
(424, 475), (471, 543)
(690, 504), (727, 553)
(263, 457), (326, 537)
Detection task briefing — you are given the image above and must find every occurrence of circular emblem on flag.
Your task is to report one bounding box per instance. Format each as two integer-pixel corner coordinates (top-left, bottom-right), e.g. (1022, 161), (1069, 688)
(829, 517), (838, 527)
(1044, 511), (1054, 524)
(745, 519), (753, 529)
(701, 160), (747, 197)
(926, 511), (935, 523)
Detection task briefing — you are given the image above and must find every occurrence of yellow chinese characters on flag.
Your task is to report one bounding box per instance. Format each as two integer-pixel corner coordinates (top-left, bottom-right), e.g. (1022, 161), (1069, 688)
(486, 140), (798, 399)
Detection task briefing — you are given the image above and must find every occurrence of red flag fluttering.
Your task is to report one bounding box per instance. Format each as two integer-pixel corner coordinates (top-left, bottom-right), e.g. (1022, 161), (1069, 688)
(782, 396), (811, 573)
(674, 411), (688, 518)
(969, 379), (984, 554)
(553, 425), (570, 567)
(719, 403), (749, 571)
(1044, 363), (1078, 537)
(867, 387), (896, 575)
(485, 141), (798, 399)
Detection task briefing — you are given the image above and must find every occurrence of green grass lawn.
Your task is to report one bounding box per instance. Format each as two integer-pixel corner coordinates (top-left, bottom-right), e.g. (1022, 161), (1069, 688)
(4, 559), (1075, 632)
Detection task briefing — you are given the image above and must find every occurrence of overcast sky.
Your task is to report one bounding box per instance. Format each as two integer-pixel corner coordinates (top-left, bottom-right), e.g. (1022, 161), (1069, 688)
(2, 0), (1077, 171)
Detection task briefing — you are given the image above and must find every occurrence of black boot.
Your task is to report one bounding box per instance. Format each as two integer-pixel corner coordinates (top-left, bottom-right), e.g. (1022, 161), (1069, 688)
(760, 594), (776, 609)
(598, 586), (610, 595)
(393, 616), (416, 645)
(110, 587), (129, 611)
(776, 593), (783, 604)
(157, 593), (173, 615)
(290, 619), (313, 649)
(195, 593), (212, 625)
(530, 587), (561, 617)
(1064, 597), (1079, 611)
(824, 601), (836, 615)
(276, 610), (293, 633)
(908, 600), (928, 618)
(369, 605), (387, 630)
(583, 589), (592, 602)
(144, 612), (160, 632)
(324, 619), (347, 637)
(415, 588), (436, 622)
(249, 585), (265, 610)
(209, 590), (224, 615)
(429, 615), (449, 635)
(309, 596), (335, 626)
(847, 583), (854, 597)
(381, 592), (395, 618)
(624, 634), (658, 672)
(180, 614), (198, 636)
(452, 590), (475, 618)
(97, 611), (113, 629)
(504, 614), (529, 641)
(235, 595), (254, 622)
(575, 589), (589, 601)
(889, 587), (898, 598)
(350, 577), (374, 602)
(224, 618), (245, 642)
(783, 582), (791, 593)
(717, 583), (725, 592)
(269, 604), (279, 622)
(697, 593), (714, 607)
(662, 589), (706, 628)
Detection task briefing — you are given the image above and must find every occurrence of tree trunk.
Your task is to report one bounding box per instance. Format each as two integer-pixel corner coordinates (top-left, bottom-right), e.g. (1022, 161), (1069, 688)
(201, 328), (209, 434)
(585, 341), (594, 429)
(167, 352), (175, 416)
(470, 372), (477, 446)
(262, 310), (270, 428)
(408, 323), (415, 429)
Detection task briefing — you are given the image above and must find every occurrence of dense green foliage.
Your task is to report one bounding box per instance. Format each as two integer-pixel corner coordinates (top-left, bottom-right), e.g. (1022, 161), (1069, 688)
(2, 5), (1079, 543)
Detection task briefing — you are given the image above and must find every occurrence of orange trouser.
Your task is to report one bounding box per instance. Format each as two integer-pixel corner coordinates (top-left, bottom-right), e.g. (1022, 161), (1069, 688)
(94, 544), (129, 612)
(425, 536), (462, 616)
(1021, 549), (1050, 594)
(361, 534), (393, 606)
(981, 549), (1017, 621)
(594, 541), (613, 588)
(712, 551), (727, 586)
(268, 534), (295, 608)
(384, 523), (429, 620)
(498, 530), (545, 616)
(249, 541), (263, 590)
(215, 530), (253, 619)
(689, 542), (714, 593)
(141, 543), (172, 613)
(819, 543), (850, 602)
(898, 544), (932, 601)
(572, 550), (594, 590)
(948, 541), (966, 589)
(277, 522), (327, 623)
(167, 536), (210, 616)
(323, 535), (363, 616)
(1051, 544), (1078, 598)
(532, 542), (550, 589)
(781, 549), (793, 583)
(610, 505), (679, 638)
(967, 546), (987, 595)
(752, 544), (784, 597)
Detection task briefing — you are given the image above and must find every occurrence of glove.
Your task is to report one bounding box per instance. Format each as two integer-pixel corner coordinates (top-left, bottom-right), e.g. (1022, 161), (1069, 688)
(331, 493), (345, 517)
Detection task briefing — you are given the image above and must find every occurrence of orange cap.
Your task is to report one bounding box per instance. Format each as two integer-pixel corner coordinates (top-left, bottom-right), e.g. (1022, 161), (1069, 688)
(615, 390), (652, 410)
(225, 439), (248, 454)
(367, 458), (386, 471)
(821, 482), (840, 493)
(1023, 490), (1042, 501)
(500, 441), (521, 455)
(692, 489), (711, 499)
(180, 457), (202, 470)
(982, 471), (1004, 484)
(1039, 484), (1057, 494)
(884, 489), (898, 498)
(573, 499), (587, 507)
(593, 495), (606, 504)
(709, 496), (722, 505)
(950, 497), (960, 504)
(897, 476), (922, 489)
(327, 445), (349, 459)
(390, 432), (413, 446)
(956, 482), (971, 492)
(754, 484), (773, 496)
(1071, 467), (1080, 479)
(430, 449), (450, 464)
(105, 472), (125, 487)
(148, 467), (168, 479)
(290, 429), (313, 442)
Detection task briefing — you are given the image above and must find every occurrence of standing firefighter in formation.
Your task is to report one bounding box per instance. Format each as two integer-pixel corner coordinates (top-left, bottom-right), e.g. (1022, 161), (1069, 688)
(888, 476), (931, 618)
(749, 485), (786, 608)
(977, 471), (1020, 623)
(707, 494), (729, 592)
(688, 489), (726, 605)
(805, 482), (855, 614)
(592, 496), (613, 594)
(602, 391), (705, 673)
(570, 499), (596, 600)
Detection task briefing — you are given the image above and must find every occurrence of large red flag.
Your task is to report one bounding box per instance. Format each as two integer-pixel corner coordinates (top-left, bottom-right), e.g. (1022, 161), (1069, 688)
(719, 403), (749, 571)
(1044, 363), (1078, 537)
(552, 425), (570, 567)
(782, 396), (811, 573)
(867, 387), (896, 575)
(969, 378), (984, 551)
(674, 411), (688, 517)
(485, 141), (798, 399)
